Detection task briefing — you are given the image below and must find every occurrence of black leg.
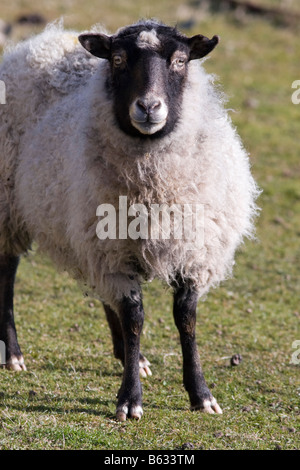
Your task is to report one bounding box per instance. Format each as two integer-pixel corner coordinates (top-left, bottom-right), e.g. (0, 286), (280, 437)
(0, 254), (26, 371)
(115, 292), (145, 421)
(103, 302), (151, 378)
(103, 303), (125, 363)
(173, 281), (222, 414)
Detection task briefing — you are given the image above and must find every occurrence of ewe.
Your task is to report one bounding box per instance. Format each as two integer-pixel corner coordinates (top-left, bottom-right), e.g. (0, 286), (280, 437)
(0, 20), (259, 420)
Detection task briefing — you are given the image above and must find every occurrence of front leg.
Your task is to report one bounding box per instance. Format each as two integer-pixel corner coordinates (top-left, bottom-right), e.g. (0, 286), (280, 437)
(0, 255), (26, 371)
(115, 290), (144, 421)
(173, 281), (222, 414)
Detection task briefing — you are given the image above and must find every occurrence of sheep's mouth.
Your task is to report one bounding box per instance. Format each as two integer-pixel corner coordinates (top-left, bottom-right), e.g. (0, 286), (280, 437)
(130, 117), (167, 135)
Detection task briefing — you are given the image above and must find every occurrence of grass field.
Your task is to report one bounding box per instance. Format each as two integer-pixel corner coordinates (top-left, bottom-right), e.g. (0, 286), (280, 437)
(0, 0), (299, 450)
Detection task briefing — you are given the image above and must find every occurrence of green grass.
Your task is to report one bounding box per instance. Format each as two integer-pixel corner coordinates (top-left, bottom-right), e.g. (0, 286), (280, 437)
(0, 0), (300, 450)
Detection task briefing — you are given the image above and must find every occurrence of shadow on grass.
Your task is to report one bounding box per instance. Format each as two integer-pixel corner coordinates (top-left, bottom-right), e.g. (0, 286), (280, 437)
(40, 360), (123, 377)
(0, 391), (190, 418)
(144, 401), (187, 412)
(0, 394), (116, 419)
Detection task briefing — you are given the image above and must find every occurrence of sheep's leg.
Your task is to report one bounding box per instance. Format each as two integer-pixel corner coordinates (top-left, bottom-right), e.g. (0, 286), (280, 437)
(173, 282), (222, 414)
(115, 292), (144, 421)
(103, 304), (124, 362)
(103, 303), (151, 377)
(0, 255), (26, 371)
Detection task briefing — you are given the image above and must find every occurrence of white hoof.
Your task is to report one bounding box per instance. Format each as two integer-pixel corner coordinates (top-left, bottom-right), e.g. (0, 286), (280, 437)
(116, 404), (143, 421)
(5, 355), (27, 371)
(139, 357), (152, 378)
(191, 397), (223, 414)
(202, 398), (223, 414)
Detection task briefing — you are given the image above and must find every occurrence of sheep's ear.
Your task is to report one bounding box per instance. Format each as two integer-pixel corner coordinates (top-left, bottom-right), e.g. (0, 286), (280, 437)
(187, 34), (219, 60)
(78, 33), (111, 59)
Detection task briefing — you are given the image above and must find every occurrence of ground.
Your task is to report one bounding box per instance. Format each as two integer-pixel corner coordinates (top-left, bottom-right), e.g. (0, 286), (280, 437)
(0, 0), (299, 450)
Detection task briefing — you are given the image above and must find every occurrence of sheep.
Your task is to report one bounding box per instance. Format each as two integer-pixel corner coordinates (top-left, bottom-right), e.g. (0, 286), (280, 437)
(0, 19), (260, 420)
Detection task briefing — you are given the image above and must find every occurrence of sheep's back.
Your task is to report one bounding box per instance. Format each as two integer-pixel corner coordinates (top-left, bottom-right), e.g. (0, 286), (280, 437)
(0, 23), (99, 131)
(0, 23), (100, 254)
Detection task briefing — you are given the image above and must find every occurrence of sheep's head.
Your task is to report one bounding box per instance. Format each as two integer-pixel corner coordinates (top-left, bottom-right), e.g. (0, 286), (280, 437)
(79, 21), (219, 138)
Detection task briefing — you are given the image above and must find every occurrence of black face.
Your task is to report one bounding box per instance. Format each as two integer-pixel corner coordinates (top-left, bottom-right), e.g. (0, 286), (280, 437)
(109, 36), (190, 138)
(79, 22), (219, 139)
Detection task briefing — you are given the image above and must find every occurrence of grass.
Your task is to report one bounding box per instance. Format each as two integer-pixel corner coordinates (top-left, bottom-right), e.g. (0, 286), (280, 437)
(0, 0), (299, 450)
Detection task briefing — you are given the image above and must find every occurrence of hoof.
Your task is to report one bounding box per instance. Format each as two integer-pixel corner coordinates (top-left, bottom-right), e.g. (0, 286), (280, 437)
(191, 397), (223, 414)
(139, 355), (152, 378)
(5, 355), (27, 371)
(116, 404), (143, 421)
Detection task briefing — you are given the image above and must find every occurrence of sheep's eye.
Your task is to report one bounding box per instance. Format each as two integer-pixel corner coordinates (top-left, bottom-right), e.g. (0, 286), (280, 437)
(113, 55), (123, 67)
(171, 57), (186, 69)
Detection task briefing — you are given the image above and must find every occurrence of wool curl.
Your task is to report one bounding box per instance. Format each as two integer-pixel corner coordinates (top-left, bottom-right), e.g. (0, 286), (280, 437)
(0, 21), (260, 310)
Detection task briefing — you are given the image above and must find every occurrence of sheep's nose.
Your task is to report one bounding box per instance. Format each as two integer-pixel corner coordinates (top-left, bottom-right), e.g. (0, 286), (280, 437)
(130, 96), (168, 133)
(136, 98), (162, 115)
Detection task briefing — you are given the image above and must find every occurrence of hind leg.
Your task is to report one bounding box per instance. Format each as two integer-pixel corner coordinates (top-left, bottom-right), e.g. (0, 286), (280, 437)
(0, 254), (26, 371)
(103, 303), (151, 377)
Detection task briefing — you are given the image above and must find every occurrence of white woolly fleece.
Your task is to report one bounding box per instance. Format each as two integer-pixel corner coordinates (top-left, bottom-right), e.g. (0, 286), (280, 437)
(0, 22), (260, 310)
